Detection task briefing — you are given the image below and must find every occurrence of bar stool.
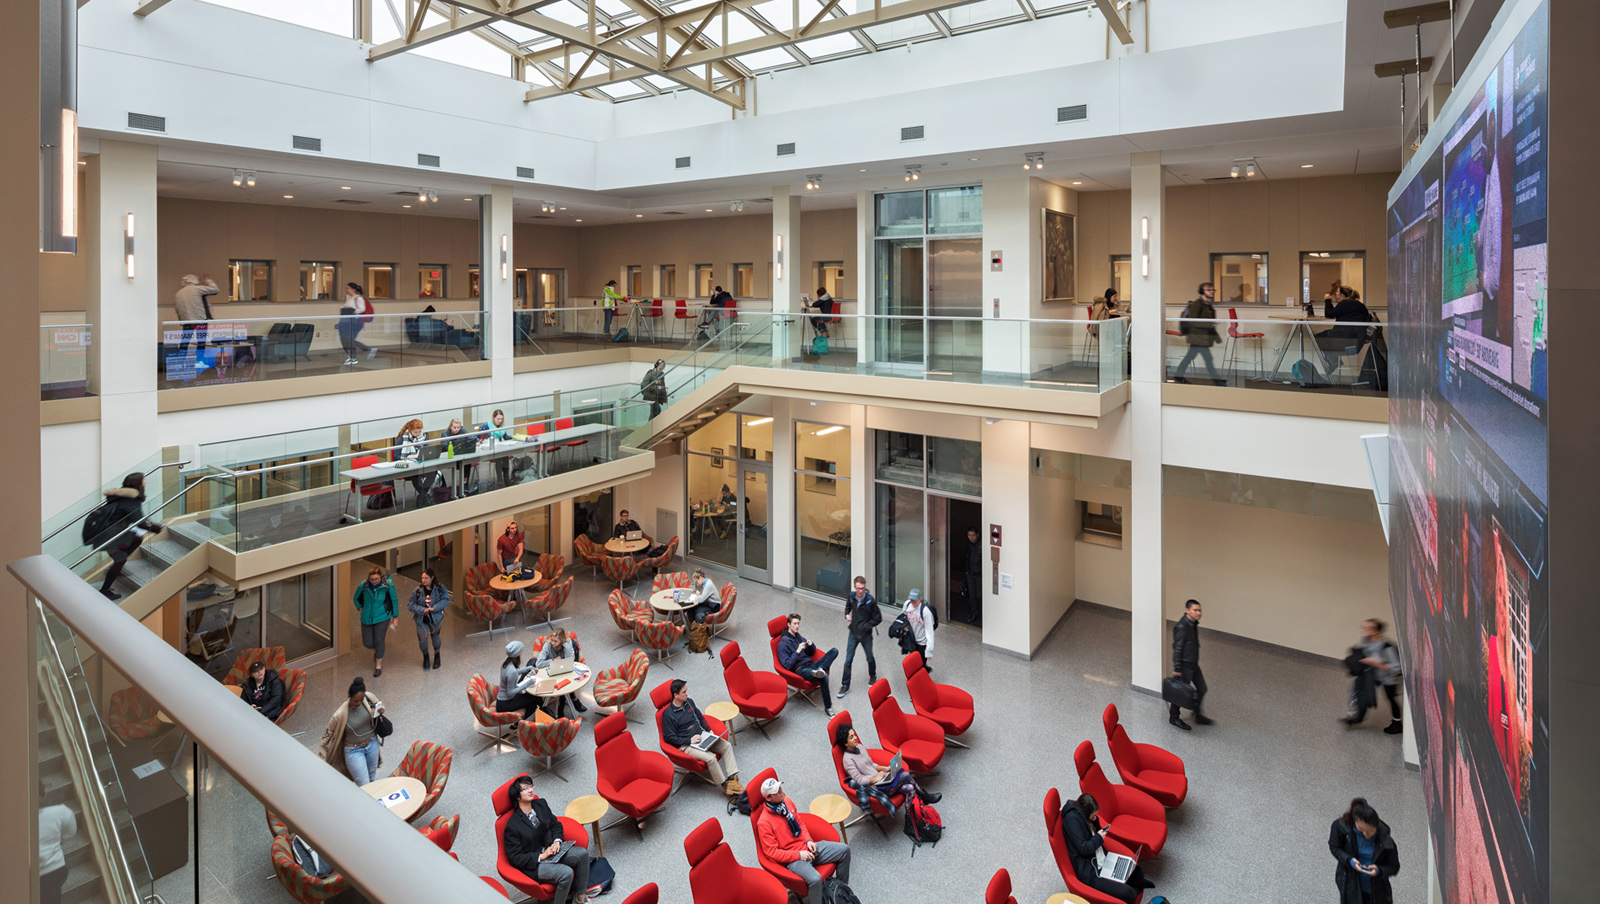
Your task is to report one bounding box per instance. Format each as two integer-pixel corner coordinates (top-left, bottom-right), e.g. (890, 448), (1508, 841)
(1225, 307), (1265, 379)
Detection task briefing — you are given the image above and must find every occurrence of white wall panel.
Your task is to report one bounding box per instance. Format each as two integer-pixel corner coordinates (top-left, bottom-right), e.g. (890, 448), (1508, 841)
(1161, 406), (1380, 490)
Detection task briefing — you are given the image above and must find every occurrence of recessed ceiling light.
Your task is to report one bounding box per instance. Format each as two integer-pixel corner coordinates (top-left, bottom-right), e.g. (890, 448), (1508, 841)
(635, 214), (644, 218)
(1072, 181), (1082, 185)
(282, 194), (294, 199)
(340, 186), (352, 190)
(559, 207), (566, 210)
(403, 204), (412, 208)
(968, 157), (979, 161)
(1301, 164), (1314, 168)
(464, 197), (472, 201)
(575, 218), (583, 222)
(77, 160), (87, 166)
(858, 168), (867, 172)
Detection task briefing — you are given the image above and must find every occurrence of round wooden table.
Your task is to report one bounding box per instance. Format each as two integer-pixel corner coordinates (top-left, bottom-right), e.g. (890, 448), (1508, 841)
(490, 572), (542, 596)
(362, 776), (427, 821)
(648, 587), (695, 623)
(1045, 895), (1091, 904)
(565, 794), (611, 856)
(604, 537), (650, 555)
(529, 664), (593, 713)
(808, 793), (853, 843)
(224, 684), (245, 697)
(703, 701), (740, 746)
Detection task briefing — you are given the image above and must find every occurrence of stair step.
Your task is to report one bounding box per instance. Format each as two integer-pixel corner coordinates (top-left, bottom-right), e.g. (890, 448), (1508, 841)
(165, 520), (213, 547)
(139, 538), (192, 568)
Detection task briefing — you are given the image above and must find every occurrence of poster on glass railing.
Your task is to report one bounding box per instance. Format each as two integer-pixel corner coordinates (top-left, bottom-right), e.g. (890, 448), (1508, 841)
(161, 321), (259, 386)
(42, 326), (91, 399)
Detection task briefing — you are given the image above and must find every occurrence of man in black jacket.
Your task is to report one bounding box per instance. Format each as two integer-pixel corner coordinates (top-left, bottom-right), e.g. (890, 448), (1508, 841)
(1169, 599), (1213, 730)
(502, 775), (590, 902)
(838, 577), (880, 698)
(1174, 282), (1223, 385)
(963, 528), (983, 606)
(241, 659), (287, 722)
(661, 679), (742, 797)
(611, 510), (646, 541)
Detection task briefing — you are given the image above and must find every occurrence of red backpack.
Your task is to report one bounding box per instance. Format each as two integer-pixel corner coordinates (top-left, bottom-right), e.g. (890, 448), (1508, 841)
(902, 794), (942, 854)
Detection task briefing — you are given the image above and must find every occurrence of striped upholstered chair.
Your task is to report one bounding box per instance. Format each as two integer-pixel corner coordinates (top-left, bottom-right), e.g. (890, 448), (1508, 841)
(532, 630), (585, 665)
(107, 687), (165, 742)
(574, 534), (608, 577)
(638, 536), (679, 576)
(651, 571), (693, 592)
(465, 586), (516, 637)
(420, 813), (461, 852)
(390, 740), (453, 822)
(517, 716), (583, 781)
(608, 590), (649, 646)
(269, 834), (347, 904)
(600, 553), (640, 592)
(633, 619), (684, 669)
(703, 582), (738, 640)
(525, 577), (574, 631)
(531, 553), (565, 592)
(469, 674), (522, 754)
(265, 809), (290, 838)
(465, 561), (502, 606)
(593, 649), (650, 722)
(274, 668), (307, 726)
(223, 646), (287, 686)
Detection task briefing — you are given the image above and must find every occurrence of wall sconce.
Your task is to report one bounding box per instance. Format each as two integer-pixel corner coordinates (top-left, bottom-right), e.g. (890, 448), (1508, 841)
(40, 0), (78, 253)
(1140, 216), (1149, 278)
(499, 233), (508, 280)
(1022, 152), (1044, 171)
(124, 212), (135, 279)
(774, 233), (784, 281)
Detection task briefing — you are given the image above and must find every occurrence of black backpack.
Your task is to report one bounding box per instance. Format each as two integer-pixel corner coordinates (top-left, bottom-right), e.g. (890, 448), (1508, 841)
(81, 501), (118, 546)
(820, 876), (862, 904)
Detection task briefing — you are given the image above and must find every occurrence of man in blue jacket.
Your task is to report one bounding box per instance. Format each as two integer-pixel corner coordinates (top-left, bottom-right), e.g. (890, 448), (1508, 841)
(778, 613), (839, 716)
(838, 577), (880, 698)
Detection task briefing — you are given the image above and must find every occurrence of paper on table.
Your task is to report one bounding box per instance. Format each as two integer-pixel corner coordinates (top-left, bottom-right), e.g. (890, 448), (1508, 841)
(131, 760), (164, 779)
(379, 788), (412, 809)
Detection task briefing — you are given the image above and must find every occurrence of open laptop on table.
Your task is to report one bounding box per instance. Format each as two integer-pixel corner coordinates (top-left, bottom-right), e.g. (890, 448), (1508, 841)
(625, 529), (644, 542)
(544, 658), (575, 677)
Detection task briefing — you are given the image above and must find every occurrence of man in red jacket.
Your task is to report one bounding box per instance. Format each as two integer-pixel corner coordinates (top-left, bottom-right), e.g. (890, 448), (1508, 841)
(755, 777), (851, 904)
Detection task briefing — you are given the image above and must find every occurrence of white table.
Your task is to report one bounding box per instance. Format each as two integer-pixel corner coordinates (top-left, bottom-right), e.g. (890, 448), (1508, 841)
(1263, 313), (1336, 384)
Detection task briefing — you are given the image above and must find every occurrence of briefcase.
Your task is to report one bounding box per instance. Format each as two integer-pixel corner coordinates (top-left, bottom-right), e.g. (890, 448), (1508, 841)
(1162, 676), (1197, 711)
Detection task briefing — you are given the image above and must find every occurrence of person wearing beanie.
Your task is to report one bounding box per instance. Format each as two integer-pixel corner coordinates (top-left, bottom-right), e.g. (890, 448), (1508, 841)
(901, 589), (936, 672)
(317, 677), (386, 784)
(497, 640), (542, 716)
(173, 273), (219, 354)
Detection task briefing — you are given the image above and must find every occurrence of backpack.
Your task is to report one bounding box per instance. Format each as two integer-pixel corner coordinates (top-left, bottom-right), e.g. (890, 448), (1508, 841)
(820, 876), (862, 904)
(811, 334), (829, 356)
(687, 621), (711, 654)
(81, 500), (117, 546)
(612, 327), (629, 342)
(903, 794), (942, 853)
(584, 857), (615, 896)
(727, 792), (752, 816)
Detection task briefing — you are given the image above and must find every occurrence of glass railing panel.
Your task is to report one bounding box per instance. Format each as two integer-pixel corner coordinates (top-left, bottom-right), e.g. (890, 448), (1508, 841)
(159, 311), (483, 389)
(42, 451), (167, 564)
(1163, 315), (1388, 395)
(41, 323), (92, 401)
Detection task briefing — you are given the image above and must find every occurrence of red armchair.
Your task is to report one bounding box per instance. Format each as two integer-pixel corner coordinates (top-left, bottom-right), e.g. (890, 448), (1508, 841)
(1102, 703), (1187, 809)
(719, 641), (788, 738)
(574, 534), (608, 577)
(767, 615), (825, 709)
(744, 767), (841, 899)
(390, 740), (453, 822)
(684, 817), (787, 904)
(492, 773), (590, 901)
(601, 554), (640, 592)
(593, 712), (673, 838)
(648, 680), (730, 792)
(826, 710), (904, 836)
(593, 649), (650, 721)
(902, 651), (974, 747)
(1073, 740), (1167, 858)
(622, 884), (660, 904)
(107, 687), (165, 742)
(468, 673), (521, 754)
(986, 868), (1018, 904)
(866, 678), (945, 773)
(531, 553), (565, 591)
(1044, 787), (1143, 904)
(223, 646), (286, 686)
(516, 716), (582, 782)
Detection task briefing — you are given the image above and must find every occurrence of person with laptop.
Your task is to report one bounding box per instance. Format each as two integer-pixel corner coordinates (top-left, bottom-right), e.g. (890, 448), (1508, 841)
(660, 679), (742, 798)
(832, 723), (938, 818)
(394, 418), (439, 506)
(496, 640), (542, 717)
(502, 774), (590, 904)
(534, 628), (588, 716)
(778, 613), (840, 717)
(1060, 793), (1155, 902)
(611, 509), (647, 542)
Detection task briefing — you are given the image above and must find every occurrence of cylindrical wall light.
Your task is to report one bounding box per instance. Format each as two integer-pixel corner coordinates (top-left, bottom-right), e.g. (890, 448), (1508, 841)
(1140, 216), (1150, 277)
(124, 213), (135, 279)
(41, 0), (78, 253)
(774, 234), (784, 281)
(499, 234), (509, 280)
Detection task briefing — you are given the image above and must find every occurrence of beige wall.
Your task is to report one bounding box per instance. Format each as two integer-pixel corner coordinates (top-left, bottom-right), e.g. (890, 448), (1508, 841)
(1075, 173), (1398, 309)
(1029, 459), (1079, 644)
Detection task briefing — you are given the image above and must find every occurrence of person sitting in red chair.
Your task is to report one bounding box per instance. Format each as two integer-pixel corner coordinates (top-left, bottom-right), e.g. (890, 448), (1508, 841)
(833, 723), (938, 817)
(502, 775), (590, 903)
(1061, 793), (1156, 903)
(755, 777), (851, 904)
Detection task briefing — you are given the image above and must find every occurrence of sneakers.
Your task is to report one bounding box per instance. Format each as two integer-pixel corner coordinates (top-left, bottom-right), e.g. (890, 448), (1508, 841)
(836, 686), (850, 698)
(1383, 721), (1403, 735)
(343, 357), (359, 366)
(101, 588), (121, 600)
(366, 348), (378, 360)
(1169, 716), (1191, 731)
(1194, 714), (1215, 726)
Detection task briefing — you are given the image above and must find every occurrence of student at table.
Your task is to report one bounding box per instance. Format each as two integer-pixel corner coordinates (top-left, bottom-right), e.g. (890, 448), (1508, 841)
(481, 409), (516, 488)
(1316, 286), (1375, 370)
(504, 774), (591, 903)
(683, 568), (723, 626)
(496, 640), (542, 716)
(611, 509), (646, 541)
(806, 288), (836, 336)
(535, 628), (588, 716)
(441, 417), (478, 498)
(1089, 288), (1119, 336)
(394, 418), (438, 506)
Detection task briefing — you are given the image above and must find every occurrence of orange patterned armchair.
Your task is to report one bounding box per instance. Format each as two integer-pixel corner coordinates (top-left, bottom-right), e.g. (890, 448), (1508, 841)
(420, 813), (460, 852)
(532, 553), (565, 591)
(600, 554), (640, 592)
(593, 649), (650, 722)
(517, 716), (582, 781)
(390, 740), (453, 822)
(469, 673), (521, 753)
(223, 646), (287, 686)
(574, 534), (607, 576)
(703, 582), (738, 639)
(633, 619), (684, 668)
(464, 582), (516, 637)
(608, 590), (649, 646)
(274, 668), (307, 726)
(638, 536), (679, 576)
(270, 834), (347, 904)
(107, 687), (165, 742)
(526, 577), (574, 631)
(651, 571), (692, 592)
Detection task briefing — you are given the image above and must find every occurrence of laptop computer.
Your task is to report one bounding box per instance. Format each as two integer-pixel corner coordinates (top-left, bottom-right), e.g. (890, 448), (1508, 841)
(530, 676), (561, 695)
(417, 444), (442, 461)
(625, 529), (643, 542)
(874, 750), (904, 786)
(544, 658), (575, 677)
(690, 726), (726, 751)
(1098, 851), (1136, 883)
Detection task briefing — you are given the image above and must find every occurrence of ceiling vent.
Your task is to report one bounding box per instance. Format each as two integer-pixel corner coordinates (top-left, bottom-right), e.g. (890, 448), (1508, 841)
(531, 215), (556, 220)
(675, 156), (692, 169)
(333, 199), (370, 205)
(127, 112), (166, 132)
(417, 153), (441, 167)
(292, 135), (322, 152)
(390, 190), (418, 196)
(900, 125), (924, 142)
(662, 211), (685, 216)
(1200, 176), (1237, 183)
(776, 142), (796, 157)
(1056, 104), (1088, 123)
(516, 166), (537, 179)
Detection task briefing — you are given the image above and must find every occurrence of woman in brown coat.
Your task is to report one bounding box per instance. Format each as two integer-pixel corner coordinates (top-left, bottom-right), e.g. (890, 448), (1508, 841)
(317, 677), (386, 783)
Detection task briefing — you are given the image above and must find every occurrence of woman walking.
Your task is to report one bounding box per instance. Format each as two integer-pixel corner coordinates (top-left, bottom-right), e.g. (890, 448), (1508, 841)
(409, 567), (449, 671)
(1328, 797), (1400, 904)
(1343, 619), (1403, 733)
(339, 282), (374, 365)
(352, 567), (399, 677)
(317, 677), (386, 784)
(90, 473), (164, 601)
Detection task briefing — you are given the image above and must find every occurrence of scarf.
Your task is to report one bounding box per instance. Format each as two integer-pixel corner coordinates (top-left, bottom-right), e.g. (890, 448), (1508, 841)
(763, 799), (802, 837)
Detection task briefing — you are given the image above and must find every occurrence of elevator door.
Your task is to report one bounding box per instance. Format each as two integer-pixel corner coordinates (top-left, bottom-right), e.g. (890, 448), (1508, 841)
(929, 495), (983, 628)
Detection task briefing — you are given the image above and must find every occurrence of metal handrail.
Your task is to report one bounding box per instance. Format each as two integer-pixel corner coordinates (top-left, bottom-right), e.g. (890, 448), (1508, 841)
(158, 311), (482, 327)
(67, 472), (221, 572)
(14, 555), (509, 904)
(42, 460), (194, 546)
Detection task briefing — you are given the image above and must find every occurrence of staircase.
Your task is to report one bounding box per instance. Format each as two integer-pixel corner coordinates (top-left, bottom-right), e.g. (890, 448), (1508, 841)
(96, 519), (212, 601)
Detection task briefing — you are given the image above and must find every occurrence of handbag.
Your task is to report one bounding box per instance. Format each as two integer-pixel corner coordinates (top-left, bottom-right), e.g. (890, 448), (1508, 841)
(1161, 676), (1197, 711)
(585, 856), (615, 895)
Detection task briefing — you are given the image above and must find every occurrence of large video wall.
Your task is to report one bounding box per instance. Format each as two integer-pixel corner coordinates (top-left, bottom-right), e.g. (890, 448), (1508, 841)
(1387, 3), (1549, 902)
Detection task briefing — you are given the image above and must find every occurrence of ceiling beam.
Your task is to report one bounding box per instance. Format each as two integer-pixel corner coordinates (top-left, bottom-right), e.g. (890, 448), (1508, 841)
(799, 0), (844, 37)
(133, 0), (177, 16)
(1382, 2), (1453, 29)
(1374, 56), (1433, 78)
(1094, 0), (1133, 45)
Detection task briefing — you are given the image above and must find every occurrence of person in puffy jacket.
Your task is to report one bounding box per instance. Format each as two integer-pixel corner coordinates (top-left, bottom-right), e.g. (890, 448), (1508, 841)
(241, 659), (287, 721)
(173, 274), (218, 353)
(352, 566), (398, 677)
(92, 473), (163, 601)
(408, 568), (449, 671)
(1060, 793), (1154, 903)
(838, 576), (880, 697)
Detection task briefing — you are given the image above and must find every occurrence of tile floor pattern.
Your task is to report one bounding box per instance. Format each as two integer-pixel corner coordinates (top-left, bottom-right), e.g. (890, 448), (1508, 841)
(215, 563), (1425, 903)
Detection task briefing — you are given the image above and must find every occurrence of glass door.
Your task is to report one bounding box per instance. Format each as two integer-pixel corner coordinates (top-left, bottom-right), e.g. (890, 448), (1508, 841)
(736, 465), (771, 583)
(874, 238), (924, 368)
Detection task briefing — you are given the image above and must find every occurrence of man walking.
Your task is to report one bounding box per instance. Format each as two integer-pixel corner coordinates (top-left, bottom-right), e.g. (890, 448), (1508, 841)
(838, 576), (880, 698)
(1174, 282), (1223, 385)
(173, 273), (219, 354)
(1169, 599), (1212, 730)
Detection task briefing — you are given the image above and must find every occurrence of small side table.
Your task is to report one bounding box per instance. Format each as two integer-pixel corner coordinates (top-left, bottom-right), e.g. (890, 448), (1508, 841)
(703, 701), (741, 746)
(565, 794), (611, 857)
(808, 793), (853, 843)
(1045, 894), (1092, 904)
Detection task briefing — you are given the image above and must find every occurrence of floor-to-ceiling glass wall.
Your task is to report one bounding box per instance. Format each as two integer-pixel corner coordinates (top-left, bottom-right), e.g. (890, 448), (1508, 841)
(796, 421), (852, 595)
(686, 413), (738, 569)
(872, 186), (983, 374)
(871, 430), (983, 626)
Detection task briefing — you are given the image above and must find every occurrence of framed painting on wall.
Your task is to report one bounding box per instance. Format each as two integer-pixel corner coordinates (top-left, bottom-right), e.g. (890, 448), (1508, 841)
(1042, 209), (1076, 302)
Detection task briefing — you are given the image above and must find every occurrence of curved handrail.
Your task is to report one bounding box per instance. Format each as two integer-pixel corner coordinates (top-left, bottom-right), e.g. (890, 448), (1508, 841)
(68, 472), (221, 572)
(42, 460), (192, 546)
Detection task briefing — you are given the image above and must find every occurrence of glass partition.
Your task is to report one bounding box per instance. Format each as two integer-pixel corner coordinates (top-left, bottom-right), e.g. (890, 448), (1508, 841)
(40, 324), (91, 400)
(795, 421), (851, 595)
(1162, 313), (1386, 395)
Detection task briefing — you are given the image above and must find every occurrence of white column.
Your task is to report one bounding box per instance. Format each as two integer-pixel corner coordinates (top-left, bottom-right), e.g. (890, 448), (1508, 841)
(86, 140), (159, 484)
(847, 404), (869, 588)
(980, 176), (1032, 375)
(855, 190), (874, 366)
(770, 398), (796, 589)
(771, 189), (803, 361)
(480, 185), (515, 400)
(980, 418), (1032, 656)
(1128, 151), (1165, 692)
